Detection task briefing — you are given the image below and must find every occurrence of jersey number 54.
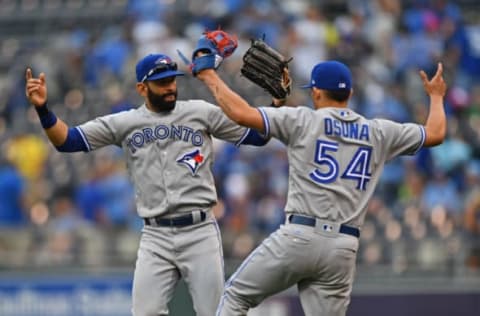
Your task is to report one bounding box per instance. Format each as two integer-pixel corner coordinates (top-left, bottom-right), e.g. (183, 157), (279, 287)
(309, 140), (372, 191)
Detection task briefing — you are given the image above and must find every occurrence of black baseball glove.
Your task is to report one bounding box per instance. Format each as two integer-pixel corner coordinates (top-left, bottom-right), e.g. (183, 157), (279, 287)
(241, 38), (292, 100)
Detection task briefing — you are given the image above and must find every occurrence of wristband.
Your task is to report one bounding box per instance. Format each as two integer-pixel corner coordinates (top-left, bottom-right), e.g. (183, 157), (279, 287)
(35, 102), (57, 129)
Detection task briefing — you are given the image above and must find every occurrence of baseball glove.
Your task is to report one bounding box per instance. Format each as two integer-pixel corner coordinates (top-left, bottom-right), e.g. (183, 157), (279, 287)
(241, 38), (292, 99)
(178, 29), (238, 76)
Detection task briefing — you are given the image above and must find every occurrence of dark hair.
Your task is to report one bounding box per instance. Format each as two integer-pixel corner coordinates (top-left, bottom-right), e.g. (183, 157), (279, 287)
(325, 89), (351, 102)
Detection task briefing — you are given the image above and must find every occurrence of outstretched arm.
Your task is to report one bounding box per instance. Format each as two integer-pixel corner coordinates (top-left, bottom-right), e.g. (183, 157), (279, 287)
(25, 68), (69, 146)
(197, 69), (266, 133)
(26, 68), (88, 152)
(419, 62), (447, 147)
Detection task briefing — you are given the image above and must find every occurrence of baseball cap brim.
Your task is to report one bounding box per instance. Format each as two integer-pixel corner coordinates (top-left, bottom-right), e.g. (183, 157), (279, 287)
(147, 70), (185, 81)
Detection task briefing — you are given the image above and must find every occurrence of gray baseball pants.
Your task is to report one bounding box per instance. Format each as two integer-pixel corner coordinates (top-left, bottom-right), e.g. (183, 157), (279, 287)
(132, 213), (224, 316)
(216, 221), (359, 316)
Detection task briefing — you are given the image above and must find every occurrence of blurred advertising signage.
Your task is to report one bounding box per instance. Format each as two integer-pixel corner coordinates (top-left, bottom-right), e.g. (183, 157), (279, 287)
(0, 274), (132, 316)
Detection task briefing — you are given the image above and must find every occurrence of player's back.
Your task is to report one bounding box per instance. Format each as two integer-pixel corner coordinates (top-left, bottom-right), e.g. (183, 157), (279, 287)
(260, 105), (425, 227)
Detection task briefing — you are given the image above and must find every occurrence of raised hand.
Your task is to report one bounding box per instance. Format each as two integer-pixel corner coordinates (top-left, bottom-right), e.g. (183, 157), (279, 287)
(189, 30), (238, 76)
(25, 68), (47, 107)
(240, 38), (292, 99)
(419, 62), (447, 97)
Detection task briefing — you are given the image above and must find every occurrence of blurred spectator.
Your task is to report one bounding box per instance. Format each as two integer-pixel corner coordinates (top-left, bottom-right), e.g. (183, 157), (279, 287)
(288, 5), (333, 81)
(5, 133), (48, 181)
(421, 169), (462, 217)
(76, 148), (136, 229)
(37, 190), (87, 265)
(0, 152), (27, 226)
(429, 126), (472, 173)
(397, 168), (427, 210)
(463, 160), (480, 269)
(448, 23), (480, 90)
(456, 83), (480, 154)
(83, 25), (134, 88)
(105, 82), (135, 114)
(127, 0), (170, 22)
(361, 0), (401, 62)
(362, 83), (411, 121)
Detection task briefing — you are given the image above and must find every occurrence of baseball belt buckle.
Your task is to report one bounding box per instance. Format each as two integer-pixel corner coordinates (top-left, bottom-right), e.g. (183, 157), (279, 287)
(322, 223), (334, 233)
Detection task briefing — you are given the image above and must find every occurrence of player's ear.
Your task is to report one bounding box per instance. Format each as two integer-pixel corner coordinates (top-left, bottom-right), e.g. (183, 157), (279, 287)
(136, 82), (147, 97)
(311, 87), (321, 101)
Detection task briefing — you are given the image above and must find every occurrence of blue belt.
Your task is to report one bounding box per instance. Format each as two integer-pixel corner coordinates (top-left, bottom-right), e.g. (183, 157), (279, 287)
(288, 214), (360, 238)
(144, 211), (206, 227)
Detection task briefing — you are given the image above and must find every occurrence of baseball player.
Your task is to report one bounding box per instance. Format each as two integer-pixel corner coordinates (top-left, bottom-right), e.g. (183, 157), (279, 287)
(24, 50), (271, 315)
(195, 60), (447, 316)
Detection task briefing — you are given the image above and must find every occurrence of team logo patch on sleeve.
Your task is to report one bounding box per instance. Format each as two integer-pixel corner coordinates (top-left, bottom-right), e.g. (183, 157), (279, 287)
(176, 149), (205, 175)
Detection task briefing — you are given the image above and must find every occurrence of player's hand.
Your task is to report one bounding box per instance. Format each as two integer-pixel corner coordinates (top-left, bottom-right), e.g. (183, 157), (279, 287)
(195, 68), (216, 81)
(281, 67), (291, 92)
(272, 97), (286, 107)
(270, 68), (291, 107)
(280, 67), (291, 100)
(419, 62), (446, 97)
(25, 68), (47, 107)
(189, 30), (238, 76)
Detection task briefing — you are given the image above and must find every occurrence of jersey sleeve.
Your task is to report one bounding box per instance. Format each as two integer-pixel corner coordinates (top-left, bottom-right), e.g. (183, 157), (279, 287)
(206, 102), (251, 145)
(77, 113), (124, 151)
(375, 119), (426, 161)
(257, 106), (305, 145)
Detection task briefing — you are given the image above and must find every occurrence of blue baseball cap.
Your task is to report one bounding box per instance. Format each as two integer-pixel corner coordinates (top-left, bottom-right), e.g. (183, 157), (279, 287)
(301, 61), (352, 90)
(136, 54), (184, 82)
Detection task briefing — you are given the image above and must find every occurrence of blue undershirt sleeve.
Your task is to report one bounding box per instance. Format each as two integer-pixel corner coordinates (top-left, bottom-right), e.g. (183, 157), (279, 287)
(239, 128), (269, 146)
(55, 127), (89, 152)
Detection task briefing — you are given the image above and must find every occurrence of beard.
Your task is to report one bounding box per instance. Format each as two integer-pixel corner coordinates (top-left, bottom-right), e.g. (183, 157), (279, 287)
(147, 88), (177, 112)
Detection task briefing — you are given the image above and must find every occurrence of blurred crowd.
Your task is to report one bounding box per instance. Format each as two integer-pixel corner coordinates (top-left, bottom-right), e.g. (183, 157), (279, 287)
(0, 0), (480, 276)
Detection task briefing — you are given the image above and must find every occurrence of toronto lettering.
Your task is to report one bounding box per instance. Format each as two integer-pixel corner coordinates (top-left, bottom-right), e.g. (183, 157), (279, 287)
(126, 124), (203, 153)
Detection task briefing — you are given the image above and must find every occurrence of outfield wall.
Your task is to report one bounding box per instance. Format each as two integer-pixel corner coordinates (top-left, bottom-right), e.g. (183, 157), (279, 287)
(0, 272), (479, 316)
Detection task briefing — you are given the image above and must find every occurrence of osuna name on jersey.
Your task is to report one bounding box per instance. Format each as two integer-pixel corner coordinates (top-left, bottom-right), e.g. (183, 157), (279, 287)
(324, 117), (369, 141)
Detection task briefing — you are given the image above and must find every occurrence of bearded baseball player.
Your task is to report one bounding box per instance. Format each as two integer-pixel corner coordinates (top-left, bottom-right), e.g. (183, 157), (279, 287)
(194, 59), (447, 315)
(25, 31), (271, 316)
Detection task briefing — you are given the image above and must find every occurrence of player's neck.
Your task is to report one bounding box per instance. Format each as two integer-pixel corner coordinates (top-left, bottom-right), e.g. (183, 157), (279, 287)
(312, 88), (350, 110)
(314, 100), (348, 110)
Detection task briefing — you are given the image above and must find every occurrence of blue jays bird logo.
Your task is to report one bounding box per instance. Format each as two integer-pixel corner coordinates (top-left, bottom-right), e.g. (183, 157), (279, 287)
(156, 56), (172, 65)
(176, 149), (205, 175)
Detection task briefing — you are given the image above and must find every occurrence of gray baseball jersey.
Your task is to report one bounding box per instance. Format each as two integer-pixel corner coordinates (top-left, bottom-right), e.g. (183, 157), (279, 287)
(217, 106), (425, 316)
(258, 106), (425, 227)
(78, 100), (252, 316)
(78, 100), (249, 217)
